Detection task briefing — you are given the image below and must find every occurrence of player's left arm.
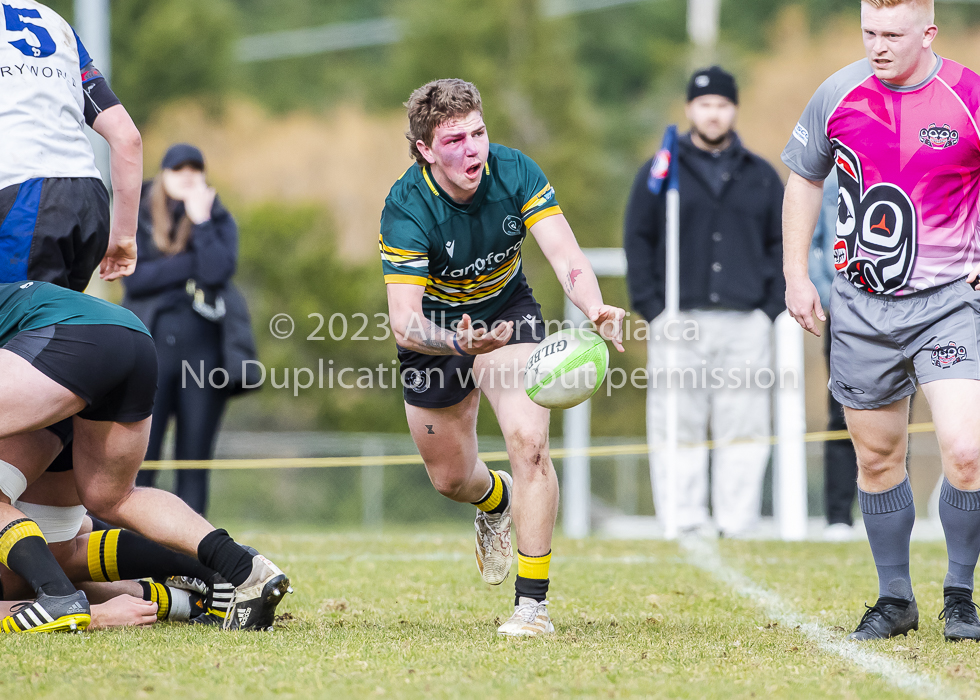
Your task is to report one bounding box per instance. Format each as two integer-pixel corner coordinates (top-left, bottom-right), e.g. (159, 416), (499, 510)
(530, 214), (625, 352)
(80, 60), (142, 282)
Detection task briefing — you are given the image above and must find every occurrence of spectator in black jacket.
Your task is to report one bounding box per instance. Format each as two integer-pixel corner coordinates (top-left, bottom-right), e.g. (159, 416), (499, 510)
(624, 67), (785, 538)
(123, 144), (239, 515)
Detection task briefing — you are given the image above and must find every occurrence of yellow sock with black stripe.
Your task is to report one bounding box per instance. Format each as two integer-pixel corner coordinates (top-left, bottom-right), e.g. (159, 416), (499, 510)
(515, 550), (551, 604)
(140, 581), (173, 621)
(472, 470), (510, 514)
(87, 529), (214, 583)
(87, 528), (122, 582)
(0, 518), (75, 597)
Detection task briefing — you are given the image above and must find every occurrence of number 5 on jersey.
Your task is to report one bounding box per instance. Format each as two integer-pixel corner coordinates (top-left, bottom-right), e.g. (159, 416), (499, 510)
(3, 4), (56, 58)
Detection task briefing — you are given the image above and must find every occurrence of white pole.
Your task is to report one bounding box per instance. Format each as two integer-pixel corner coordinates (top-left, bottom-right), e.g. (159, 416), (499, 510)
(687, 0), (720, 54)
(563, 299), (591, 539)
(74, 0), (111, 186)
(774, 313), (808, 540)
(661, 188), (681, 540)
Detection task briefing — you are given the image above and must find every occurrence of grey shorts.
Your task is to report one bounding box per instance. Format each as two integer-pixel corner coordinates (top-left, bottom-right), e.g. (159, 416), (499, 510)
(829, 275), (980, 410)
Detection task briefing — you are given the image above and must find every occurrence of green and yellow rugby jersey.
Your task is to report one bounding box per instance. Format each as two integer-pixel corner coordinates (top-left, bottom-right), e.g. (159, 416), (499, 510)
(380, 143), (561, 326)
(0, 280), (149, 347)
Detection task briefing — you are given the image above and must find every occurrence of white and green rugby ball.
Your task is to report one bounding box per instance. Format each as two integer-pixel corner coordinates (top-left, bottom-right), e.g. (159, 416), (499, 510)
(524, 329), (610, 409)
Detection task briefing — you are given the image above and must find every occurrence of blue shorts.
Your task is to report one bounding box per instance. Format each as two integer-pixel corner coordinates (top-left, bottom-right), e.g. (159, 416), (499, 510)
(0, 177), (110, 292)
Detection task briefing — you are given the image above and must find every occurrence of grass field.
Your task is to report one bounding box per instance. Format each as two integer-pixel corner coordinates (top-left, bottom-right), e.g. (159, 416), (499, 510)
(5, 529), (980, 700)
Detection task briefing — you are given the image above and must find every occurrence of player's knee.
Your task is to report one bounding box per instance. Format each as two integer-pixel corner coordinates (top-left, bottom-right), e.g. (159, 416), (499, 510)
(507, 426), (550, 474)
(78, 483), (132, 519)
(855, 447), (903, 480)
(944, 439), (980, 477)
(428, 471), (470, 500)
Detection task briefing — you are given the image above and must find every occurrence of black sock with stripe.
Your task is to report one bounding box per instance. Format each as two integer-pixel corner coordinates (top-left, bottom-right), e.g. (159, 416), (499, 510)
(0, 519), (75, 597)
(197, 529), (254, 587)
(87, 529), (215, 583)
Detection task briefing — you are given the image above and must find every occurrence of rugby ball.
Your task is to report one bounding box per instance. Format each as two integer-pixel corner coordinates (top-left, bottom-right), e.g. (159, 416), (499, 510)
(524, 329), (610, 409)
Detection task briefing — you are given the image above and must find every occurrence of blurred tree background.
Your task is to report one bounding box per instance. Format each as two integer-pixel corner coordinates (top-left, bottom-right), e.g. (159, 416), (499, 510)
(56, 0), (980, 440)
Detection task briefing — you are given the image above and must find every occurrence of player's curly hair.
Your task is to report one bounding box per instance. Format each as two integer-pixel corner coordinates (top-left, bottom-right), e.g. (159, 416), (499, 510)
(405, 79), (483, 165)
(861, 0), (934, 22)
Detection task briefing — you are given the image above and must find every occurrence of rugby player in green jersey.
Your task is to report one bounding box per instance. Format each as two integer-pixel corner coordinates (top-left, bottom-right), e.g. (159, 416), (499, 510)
(381, 79), (625, 636)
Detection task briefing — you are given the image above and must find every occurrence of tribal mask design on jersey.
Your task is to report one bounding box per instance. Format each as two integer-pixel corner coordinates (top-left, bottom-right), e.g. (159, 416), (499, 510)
(919, 123), (959, 151)
(833, 141), (917, 295)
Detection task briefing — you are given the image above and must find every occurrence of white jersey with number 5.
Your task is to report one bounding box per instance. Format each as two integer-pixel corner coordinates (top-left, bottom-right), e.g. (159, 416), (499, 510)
(0, 0), (101, 191)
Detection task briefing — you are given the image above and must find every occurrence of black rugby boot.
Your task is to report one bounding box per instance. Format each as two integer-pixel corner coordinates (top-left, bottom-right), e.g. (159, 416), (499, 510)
(940, 587), (980, 642)
(848, 597), (918, 641)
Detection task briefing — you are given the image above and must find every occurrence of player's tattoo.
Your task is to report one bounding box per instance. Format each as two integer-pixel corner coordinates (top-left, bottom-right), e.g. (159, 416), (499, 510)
(425, 425), (435, 435)
(564, 268), (583, 295)
(403, 313), (454, 355)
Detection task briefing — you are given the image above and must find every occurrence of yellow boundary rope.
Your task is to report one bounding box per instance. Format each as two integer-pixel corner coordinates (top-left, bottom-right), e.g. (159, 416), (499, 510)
(139, 422), (937, 471)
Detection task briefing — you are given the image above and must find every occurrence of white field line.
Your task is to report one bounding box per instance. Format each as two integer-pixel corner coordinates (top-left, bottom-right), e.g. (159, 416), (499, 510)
(276, 552), (674, 565)
(682, 538), (946, 700)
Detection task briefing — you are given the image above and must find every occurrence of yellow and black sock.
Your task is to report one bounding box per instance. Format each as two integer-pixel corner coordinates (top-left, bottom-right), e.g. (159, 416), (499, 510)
(0, 518), (75, 597)
(472, 470), (510, 515)
(139, 581), (172, 621)
(514, 549), (551, 604)
(88, 529), (214, 583)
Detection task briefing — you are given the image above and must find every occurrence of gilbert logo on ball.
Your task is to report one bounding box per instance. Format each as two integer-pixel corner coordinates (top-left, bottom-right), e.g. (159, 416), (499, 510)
(524, 329), (610, 409)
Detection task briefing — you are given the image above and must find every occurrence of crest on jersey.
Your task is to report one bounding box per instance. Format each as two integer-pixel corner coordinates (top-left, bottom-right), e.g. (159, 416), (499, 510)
(919, 123), (958, 150)
(832, 141), (917, 295)
(932, 341), (967, 369)
(502, 215), (523, 236)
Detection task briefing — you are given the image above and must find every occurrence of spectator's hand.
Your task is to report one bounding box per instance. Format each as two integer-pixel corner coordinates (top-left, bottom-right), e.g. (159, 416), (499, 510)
(588, 304), (625, 353)
(785, 276), (825, 336)
(100, 234), (137, 280)
(455, 314), (513, 355)
(968, 262), (980, 291)
(183, 180), (216, 225)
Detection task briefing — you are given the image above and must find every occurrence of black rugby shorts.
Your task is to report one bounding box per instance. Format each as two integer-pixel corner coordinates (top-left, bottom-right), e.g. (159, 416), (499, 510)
(3, 324), (158, 423)
(397, 282), (546, 409)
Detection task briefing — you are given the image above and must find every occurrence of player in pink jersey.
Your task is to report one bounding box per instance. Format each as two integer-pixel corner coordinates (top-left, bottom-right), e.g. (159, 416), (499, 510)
(783, 0), (980, 642)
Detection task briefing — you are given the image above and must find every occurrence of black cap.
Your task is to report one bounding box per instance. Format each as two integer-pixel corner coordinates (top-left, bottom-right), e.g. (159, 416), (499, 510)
(161, 143), (205, 171)
(687, 66), (738, 105)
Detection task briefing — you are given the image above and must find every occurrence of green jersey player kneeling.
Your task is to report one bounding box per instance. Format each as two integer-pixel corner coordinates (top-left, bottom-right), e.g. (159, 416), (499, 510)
(381, 79), (625, 636)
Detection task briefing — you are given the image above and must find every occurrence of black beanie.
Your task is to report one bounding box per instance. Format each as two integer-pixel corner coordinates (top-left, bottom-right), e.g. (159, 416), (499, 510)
(687, 66), (738, 105)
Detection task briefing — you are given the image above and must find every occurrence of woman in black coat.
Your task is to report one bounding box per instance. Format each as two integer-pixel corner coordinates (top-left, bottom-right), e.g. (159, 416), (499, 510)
(123, 144), (238, 515)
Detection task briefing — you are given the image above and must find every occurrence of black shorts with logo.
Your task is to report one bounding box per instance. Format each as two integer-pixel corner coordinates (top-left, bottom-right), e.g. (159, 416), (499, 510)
(4, 324), (158, 423)
(397, 281), (546, 409)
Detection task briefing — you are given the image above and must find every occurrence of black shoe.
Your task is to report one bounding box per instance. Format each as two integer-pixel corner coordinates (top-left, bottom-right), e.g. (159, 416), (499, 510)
(224, 553), (291, 631)
(848, 597), (918, 640)
(940, 587), (980, 642)
(185, 573), (234, 627)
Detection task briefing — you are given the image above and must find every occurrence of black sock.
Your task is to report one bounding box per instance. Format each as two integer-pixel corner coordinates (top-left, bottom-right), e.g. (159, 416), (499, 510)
(197, 529), (254, 587)
(88, 529), (215, 582)
(514, 576), (549, 605)
(0, 519), (75, 597)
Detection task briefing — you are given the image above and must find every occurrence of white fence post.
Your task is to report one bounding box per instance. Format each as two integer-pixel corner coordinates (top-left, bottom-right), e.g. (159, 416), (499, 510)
(774, 312), (808, 540)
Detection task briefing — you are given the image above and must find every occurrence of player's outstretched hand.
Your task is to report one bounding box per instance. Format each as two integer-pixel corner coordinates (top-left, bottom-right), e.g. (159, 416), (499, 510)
(100, 235), (138, 280)
(785, 277), (825, 336)
(89, 595), (158, 630)
(968, 262), (980, 291)
(589, 305), (626, 353)
(455, 314), (513, 355)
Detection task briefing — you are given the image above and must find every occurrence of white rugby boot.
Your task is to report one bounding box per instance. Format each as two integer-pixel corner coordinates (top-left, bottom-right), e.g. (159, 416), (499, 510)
(497, 597), (555, 637)
(474, 470), (514, 585)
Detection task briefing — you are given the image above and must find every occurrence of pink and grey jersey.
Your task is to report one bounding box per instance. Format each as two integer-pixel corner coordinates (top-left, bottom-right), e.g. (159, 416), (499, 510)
(782, 56), (980, 295)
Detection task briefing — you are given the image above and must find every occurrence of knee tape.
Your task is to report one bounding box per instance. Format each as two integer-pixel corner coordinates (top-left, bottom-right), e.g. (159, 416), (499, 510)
(12, 501), (87, 543)
(0, 461), (27, 503)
